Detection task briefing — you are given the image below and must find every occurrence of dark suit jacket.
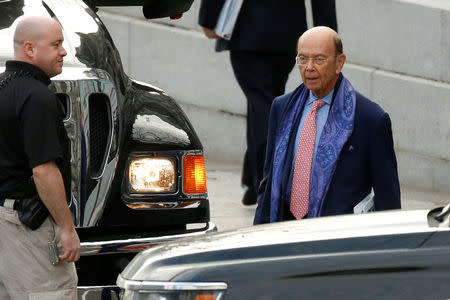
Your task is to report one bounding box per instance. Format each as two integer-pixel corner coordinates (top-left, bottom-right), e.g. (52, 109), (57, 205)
(198, 0), (337, 53)
(254, 79), (401, 224)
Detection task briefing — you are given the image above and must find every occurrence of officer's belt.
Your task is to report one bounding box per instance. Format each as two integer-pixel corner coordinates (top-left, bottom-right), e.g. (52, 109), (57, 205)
(0, 198), (22, 211)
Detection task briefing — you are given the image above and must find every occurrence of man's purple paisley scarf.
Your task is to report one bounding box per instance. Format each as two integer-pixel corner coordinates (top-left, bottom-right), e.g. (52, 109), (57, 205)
(270, 75), (356, 222)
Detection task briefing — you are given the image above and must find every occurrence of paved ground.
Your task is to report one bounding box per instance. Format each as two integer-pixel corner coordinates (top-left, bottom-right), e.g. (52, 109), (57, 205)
(205, 160), (450, 232)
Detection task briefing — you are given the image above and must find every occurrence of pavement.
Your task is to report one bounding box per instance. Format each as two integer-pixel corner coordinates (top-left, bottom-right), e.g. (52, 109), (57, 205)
(205, 159), (450, 232)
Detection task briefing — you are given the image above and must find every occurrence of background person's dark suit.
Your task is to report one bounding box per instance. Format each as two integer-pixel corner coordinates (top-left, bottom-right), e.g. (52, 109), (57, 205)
(199, 0), (338, 204)
(254, 76), (401, 224)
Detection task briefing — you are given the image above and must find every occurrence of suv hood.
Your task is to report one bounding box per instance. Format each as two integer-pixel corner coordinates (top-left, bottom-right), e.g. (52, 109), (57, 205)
(121, 209), (436, 281)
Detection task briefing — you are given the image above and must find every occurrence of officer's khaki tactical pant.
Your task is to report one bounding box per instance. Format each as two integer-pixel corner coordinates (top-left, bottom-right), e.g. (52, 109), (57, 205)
(0, 206), (77, 300)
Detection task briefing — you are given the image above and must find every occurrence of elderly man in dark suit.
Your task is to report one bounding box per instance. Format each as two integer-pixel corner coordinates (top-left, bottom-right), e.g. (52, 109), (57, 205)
(254, 27), (401, 224)
(199, 0), (338, 205)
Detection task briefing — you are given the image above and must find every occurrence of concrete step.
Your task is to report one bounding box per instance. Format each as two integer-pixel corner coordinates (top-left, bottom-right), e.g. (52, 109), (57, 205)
(205, 160), (450, 232)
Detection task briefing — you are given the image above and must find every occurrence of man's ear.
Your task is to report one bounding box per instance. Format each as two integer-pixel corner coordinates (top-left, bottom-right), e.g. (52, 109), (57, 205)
(336, 53), (346, 74)
(23, 41), (34, 59)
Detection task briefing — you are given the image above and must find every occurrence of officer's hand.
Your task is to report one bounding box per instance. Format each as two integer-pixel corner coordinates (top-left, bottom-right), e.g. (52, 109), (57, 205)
(202, 27), (222, 39)
(59, 226), (81, 262)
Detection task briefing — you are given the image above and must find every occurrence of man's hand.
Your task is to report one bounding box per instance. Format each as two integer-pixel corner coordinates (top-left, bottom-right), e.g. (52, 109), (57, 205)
(202, 27), (222, 39)
(59, 226), (81, 262)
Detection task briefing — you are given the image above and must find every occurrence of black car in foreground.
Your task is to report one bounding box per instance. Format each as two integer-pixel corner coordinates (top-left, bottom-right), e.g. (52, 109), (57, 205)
(118, 204), (450, 299)
(1, 0), (215, 297)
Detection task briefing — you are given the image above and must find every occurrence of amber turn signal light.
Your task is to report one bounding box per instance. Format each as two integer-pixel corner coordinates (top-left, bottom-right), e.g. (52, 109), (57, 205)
(170, 14), (183, 19)
(183, 155), (207, 194)
(195, 295), (217, 300)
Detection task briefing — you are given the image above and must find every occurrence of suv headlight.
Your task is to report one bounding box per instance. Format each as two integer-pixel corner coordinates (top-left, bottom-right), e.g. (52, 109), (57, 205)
(121, 290), (225, 300)
(129, 158), (176, 193)
(118, 277), (227, 300)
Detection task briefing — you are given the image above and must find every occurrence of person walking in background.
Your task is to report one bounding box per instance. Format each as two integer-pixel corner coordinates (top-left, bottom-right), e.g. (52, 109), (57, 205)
(199, 0), (338, 205)
(0, 16), (79, 299)
(254, 27), (401, 224)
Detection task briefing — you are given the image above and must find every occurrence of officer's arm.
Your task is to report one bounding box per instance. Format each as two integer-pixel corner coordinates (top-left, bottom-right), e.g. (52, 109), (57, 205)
(33, 161), (81, 262)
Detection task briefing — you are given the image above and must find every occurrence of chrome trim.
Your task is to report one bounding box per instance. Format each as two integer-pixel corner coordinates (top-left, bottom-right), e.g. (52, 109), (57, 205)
(117, 274), (228, 292)
(80, 222), (217, 256)
(55, 93), (72, 121)
(124, 200), (201, 210)
(182, 192), (209, 199)
(77, 286), (121, 299)
(51, 68), (120, 228)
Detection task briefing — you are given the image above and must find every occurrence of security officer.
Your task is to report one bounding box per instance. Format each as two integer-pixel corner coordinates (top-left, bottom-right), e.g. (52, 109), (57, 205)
(0, 16), (80, 299)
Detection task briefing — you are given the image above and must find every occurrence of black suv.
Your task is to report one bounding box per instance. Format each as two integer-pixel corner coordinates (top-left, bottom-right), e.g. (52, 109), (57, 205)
(0, 0), (215, 297)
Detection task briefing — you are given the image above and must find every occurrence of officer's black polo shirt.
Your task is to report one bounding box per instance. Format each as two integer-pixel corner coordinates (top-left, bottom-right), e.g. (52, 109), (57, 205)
(0, 61), (70, 199)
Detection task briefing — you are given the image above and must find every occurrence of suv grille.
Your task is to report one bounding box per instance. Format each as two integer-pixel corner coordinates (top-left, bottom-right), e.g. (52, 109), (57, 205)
(55, 93), (70, 120)
(88, 93), (111, 178)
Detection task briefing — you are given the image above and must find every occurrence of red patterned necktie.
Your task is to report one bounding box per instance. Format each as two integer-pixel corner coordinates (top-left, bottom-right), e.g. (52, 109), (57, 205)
(290, 100), (326, 219)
